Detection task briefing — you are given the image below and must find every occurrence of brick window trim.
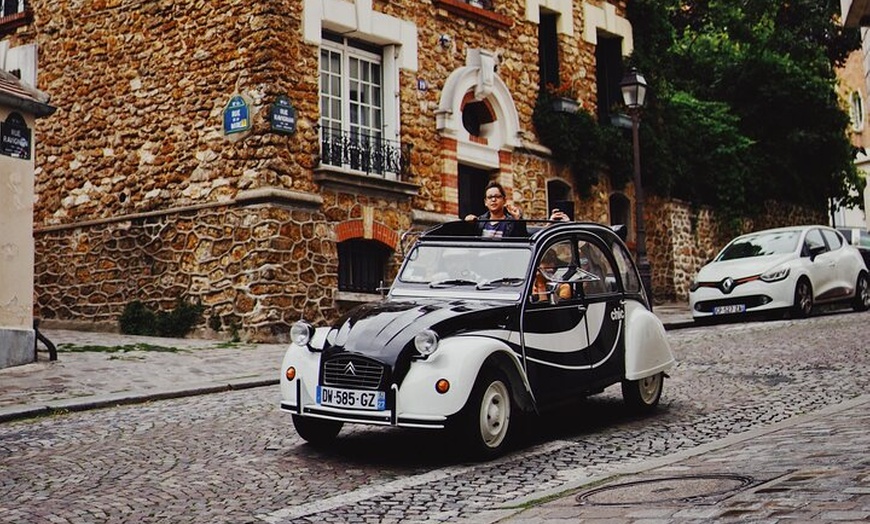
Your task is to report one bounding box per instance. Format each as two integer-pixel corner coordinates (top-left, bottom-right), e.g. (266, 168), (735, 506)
(335, 220), (399, 250)
(432, 0), (513, 30)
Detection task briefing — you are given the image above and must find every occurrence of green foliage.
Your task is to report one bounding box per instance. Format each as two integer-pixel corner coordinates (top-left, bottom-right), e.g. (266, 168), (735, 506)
(118, 300), (157, 336)
(532, 92), (632, 195)
(119, 298), (204, 338)
(627, 0), (863, 219)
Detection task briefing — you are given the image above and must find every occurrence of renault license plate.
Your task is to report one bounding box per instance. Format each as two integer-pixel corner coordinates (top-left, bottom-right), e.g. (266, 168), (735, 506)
(317, 386), (386, 411)
(713, 304), (746, 315)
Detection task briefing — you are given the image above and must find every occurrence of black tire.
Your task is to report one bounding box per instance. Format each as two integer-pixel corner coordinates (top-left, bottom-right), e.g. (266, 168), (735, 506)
(292, 415), (343, 445)
(791, 278), (813, 318)
(853, 272), (870, 312)
(621, 372), (663, 414)
(455, 367), (513, 460)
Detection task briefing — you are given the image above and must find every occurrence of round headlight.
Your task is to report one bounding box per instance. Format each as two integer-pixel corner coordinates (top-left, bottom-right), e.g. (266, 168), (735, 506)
(414, 329), (439, 356)
(290, 321), (313, 346)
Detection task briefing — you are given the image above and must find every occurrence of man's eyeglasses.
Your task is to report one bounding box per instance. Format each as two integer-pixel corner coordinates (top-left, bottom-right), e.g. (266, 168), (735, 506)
(485, 194), (504, 201)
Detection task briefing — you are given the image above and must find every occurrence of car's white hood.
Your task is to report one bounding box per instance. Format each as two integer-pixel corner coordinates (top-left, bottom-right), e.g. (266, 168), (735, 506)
(697, 254), (794, 281)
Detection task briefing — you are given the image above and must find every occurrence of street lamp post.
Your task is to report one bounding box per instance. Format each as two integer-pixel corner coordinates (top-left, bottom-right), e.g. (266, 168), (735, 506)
(620, 68), (653, 310)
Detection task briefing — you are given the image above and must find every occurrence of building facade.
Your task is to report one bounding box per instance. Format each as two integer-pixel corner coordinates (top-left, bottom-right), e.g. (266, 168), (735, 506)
(4, 0), (825, 340)
(4, 0), (652, 340)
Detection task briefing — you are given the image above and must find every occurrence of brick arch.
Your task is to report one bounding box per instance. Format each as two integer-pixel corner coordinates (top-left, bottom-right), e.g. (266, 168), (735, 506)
(335, 220), (399, 251)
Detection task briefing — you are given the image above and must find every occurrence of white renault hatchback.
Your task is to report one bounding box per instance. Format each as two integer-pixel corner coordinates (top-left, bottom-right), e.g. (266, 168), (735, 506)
(689, 225), (870, 322)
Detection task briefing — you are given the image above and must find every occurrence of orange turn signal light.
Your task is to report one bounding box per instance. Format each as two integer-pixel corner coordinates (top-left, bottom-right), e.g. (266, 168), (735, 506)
(435, 378), (450, 394)
(285, 367), (296, 381)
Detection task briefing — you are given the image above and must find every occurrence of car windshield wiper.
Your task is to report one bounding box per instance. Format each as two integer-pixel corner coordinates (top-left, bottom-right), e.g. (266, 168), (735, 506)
(429, 278), (479, 288)
(476, 277), (526, 289)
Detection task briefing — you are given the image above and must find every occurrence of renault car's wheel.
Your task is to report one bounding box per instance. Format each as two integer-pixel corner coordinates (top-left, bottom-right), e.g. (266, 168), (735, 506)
(459, 368), (513, 460)
(621, 372), (663, 414)
(292, 415), (343, 445)
(792, 278), (813, 318)
(853, 273), (870, 312)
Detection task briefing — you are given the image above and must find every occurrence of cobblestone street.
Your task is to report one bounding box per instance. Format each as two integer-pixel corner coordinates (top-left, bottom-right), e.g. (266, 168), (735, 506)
(1, 311), (868, 523)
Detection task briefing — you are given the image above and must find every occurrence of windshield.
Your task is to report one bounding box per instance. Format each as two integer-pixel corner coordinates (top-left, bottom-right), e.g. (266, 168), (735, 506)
(396, 244), (532, 294)
(717, 230), (800, 261)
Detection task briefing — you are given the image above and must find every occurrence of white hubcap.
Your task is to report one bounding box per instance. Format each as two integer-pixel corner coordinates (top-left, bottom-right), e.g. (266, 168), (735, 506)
(479, 380), (510, 448)
(638, 374), (662, 405)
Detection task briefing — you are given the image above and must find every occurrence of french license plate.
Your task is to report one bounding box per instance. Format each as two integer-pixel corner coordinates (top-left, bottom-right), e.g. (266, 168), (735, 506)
(713, 304), (746, 315)
(317, 386), (386, 411)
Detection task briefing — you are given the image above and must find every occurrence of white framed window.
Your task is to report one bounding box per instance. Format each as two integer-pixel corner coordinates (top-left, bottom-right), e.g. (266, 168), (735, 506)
(320, 33), (403, 179)
(850, 90), (864, 132)
(2, 0), (25, 17)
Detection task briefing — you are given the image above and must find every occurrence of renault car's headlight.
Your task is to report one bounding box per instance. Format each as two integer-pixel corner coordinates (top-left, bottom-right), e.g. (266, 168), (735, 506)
(414, 329), (440, 356)
(760, 265), (790, 282)
(290, 321), (314, 346)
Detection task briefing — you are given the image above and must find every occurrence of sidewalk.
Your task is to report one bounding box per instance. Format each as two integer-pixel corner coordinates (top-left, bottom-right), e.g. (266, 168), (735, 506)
(0, 330), (288, 422)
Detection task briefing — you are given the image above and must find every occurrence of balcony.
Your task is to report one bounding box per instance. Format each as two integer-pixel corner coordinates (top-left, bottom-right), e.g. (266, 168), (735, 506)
(315, 126), (417, 198)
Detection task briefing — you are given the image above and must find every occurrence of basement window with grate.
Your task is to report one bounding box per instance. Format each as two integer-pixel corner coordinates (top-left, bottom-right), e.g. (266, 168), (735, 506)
(338, 238), (391, 293)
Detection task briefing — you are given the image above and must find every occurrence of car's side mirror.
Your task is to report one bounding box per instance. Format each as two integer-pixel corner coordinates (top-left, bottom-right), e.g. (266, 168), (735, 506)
(808, 244), (826, 260)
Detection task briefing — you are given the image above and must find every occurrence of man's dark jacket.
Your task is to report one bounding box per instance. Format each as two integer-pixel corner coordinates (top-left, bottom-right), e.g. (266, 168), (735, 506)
(473, 211), (528, 237)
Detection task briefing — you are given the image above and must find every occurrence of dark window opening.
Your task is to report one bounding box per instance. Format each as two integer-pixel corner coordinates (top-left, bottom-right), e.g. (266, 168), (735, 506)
(458, 164), (492, 219)
(338, 239), (391, 293)
(538, 11), (559, 90)
(2, 0), (23, 17)
(547, 179), (571, 216)
(609, 192), (631, 234)
(595, 35), (623, 124)
(461, 100), (494, 137)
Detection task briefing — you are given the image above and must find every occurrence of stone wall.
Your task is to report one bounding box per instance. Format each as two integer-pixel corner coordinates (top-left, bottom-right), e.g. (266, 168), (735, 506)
(35, 189), (414, 341)
(644, 197), (827, 303)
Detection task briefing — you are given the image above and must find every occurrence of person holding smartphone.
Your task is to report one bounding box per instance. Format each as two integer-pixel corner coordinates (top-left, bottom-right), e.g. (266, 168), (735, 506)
(464, 181), (528, 238)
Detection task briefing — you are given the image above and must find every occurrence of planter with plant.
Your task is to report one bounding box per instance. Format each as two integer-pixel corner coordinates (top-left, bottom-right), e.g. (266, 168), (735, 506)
(533, 83), (632, 196)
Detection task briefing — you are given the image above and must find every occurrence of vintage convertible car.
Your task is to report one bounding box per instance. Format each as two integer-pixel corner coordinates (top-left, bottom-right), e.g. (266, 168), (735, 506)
(280, 220), (675, 459)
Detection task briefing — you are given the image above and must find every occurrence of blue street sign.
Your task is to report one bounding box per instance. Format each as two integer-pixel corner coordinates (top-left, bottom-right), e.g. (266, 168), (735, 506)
(223, 95), (250, 135)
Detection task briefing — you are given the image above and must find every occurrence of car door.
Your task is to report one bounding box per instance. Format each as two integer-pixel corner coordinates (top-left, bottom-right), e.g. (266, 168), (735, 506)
(521, 239), (590, 403)
(575, 234), (625, 386)
(820, 228), (858, 300)
(805, 228), (837, 299)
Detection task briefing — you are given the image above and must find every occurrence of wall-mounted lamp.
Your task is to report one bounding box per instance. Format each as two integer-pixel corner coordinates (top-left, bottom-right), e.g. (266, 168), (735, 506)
(438, 34), (451, 48)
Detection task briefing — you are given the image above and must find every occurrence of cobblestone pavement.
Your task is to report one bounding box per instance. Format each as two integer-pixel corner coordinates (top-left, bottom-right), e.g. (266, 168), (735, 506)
(1, 309), (868, 523)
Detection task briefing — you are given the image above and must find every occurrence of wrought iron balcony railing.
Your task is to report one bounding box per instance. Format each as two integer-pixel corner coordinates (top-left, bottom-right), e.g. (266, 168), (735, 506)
(320, 126), (412, 182)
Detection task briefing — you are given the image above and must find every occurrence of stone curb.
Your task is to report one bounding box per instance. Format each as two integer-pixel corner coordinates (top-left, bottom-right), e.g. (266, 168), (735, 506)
(0, 376), (279, 424)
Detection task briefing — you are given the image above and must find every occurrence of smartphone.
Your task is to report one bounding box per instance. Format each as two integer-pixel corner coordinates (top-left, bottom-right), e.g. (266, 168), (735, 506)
(551, 200), (575, 221)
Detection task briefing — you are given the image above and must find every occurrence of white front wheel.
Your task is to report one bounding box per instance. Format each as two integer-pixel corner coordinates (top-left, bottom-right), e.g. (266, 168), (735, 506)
(456, 367), (513, 460)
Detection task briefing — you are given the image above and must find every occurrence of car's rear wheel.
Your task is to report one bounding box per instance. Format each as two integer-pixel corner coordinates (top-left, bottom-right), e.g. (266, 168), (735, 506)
(853, 272), (870, 312)
(457, 367), (513, 460)
(292, 415), (343, 445)
(792, 278), (813, 318)
(621, 372), (663, 414)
